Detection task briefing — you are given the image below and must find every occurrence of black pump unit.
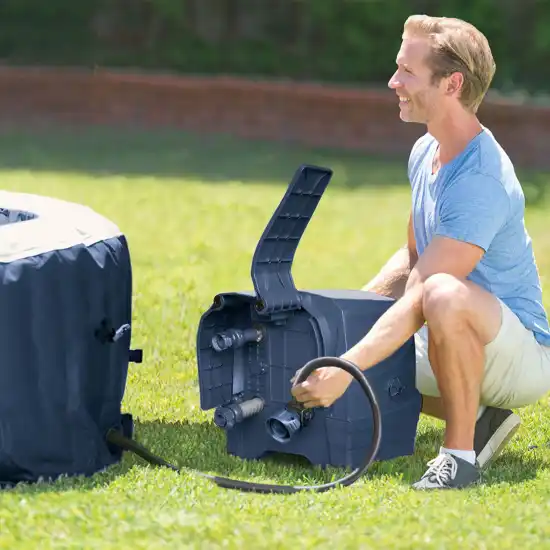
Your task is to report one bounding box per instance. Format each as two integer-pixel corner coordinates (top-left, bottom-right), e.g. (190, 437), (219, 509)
(195, 165), (422, 470)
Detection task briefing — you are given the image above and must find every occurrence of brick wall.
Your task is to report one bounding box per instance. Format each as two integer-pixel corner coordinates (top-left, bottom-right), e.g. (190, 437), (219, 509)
(2, 66), (550, 170)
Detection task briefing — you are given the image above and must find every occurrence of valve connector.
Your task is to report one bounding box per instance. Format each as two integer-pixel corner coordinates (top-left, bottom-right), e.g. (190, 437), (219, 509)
(214, 397), (265, 430)
(211, 327), (263, 352)
(266, 409), (302, 443)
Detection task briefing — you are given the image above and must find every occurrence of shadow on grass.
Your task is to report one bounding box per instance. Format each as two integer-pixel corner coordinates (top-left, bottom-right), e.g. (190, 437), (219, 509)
(1, 419), (546, 496)
(0, 126), (546, 204)
(0, 127), (410, 189)
(129, 419), (368, 486)
(117, 419), (549, 489)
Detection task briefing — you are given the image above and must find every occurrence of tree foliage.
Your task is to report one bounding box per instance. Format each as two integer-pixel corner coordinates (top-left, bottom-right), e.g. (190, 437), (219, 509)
(0, 0), (549, 94)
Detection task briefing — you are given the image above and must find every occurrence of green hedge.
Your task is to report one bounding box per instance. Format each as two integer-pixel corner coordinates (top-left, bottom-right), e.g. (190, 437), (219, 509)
(1, 0), (549, 94)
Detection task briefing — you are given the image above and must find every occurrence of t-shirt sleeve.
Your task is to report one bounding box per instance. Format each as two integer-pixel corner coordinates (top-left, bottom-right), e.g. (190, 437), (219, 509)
(435, 172), (510, 252)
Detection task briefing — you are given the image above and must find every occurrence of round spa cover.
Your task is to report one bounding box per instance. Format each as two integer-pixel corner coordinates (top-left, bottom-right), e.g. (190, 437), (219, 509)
(0, 191), (134, 486)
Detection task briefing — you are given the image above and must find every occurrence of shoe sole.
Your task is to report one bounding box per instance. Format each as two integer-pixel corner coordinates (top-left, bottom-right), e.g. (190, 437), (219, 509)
(476, 412), (521, 470)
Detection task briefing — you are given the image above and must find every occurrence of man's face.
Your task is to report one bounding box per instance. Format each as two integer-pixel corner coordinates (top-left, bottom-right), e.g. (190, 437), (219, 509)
(388, 35), (445, 124)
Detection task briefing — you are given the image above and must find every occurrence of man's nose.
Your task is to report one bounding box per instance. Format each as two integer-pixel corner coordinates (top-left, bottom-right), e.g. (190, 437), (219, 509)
(388, 72), (402, 89)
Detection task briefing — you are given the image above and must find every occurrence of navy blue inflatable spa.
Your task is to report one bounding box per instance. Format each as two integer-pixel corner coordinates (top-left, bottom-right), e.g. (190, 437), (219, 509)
(0, 192), (137, 486)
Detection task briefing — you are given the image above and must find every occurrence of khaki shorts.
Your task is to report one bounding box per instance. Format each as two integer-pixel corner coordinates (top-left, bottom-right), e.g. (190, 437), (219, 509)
(415, 298), (550, 408)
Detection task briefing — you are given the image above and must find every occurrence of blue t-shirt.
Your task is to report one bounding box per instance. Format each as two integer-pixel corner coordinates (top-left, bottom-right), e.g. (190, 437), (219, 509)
(408, 127), (550, 346)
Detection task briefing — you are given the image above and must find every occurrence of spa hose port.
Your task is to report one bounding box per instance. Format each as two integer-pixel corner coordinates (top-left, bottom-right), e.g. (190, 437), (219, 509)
(214, 397), (265, 430)
(266, 405), (314, 444)
(211, 327), (264, 352)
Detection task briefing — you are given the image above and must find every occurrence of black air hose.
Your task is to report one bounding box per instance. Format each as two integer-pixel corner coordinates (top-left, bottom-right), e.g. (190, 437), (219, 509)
(106, 356), (382, 494)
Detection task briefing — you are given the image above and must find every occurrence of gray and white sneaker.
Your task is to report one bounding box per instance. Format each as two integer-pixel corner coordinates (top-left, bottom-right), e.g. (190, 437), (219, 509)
(412, 453), (481, 490)
(474, 407), (520, 470)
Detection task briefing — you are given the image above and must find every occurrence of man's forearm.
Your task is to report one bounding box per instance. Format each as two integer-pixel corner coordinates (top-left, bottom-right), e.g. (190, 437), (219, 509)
(343, 281), (425, 371)
(361, 245), (415, 300)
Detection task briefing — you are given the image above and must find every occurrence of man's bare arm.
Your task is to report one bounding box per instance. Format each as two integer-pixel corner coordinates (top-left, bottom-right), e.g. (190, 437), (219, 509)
(343, 234), (484, 372)
(290, 215), (485, 407)
(292, 233), (486, 407)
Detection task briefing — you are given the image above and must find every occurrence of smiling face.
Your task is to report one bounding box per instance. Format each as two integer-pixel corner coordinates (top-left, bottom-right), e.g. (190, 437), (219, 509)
(388, 35), (450, 125)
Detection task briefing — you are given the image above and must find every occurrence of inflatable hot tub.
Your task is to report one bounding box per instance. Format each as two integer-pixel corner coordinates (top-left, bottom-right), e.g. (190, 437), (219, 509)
(0, 191), (137, 486)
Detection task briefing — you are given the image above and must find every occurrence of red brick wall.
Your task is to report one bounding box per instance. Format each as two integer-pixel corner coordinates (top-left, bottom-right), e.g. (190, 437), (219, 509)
(2, 66), (550, 170)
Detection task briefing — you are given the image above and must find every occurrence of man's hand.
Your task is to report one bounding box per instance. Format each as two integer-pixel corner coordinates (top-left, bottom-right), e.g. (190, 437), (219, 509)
(290, 366), (353, 408)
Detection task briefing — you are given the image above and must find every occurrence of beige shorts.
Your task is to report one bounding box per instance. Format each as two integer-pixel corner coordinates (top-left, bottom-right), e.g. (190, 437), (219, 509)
(415, 298), (550, 409)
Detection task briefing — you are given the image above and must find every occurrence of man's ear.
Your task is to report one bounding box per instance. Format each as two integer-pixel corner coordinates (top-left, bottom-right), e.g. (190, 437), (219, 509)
(445, 72), (464, 97)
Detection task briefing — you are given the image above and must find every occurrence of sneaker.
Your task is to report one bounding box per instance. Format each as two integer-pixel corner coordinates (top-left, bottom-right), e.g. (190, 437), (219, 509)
(412, 453), (481, 490)
(474, 407), (520, 470)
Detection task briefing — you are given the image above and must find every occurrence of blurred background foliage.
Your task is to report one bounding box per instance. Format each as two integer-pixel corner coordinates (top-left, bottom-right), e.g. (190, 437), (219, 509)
(1, 0), (549, 96)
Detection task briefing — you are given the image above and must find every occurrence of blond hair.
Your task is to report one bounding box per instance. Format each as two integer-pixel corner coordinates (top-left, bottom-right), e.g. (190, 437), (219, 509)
(403, 15), (496, 113)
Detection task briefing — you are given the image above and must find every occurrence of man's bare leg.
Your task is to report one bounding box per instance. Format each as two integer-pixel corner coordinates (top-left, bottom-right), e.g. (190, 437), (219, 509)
(422, 395), (485, 422)
(420, 334), (484, 423)
(421, 273), (502, 450)
(421, 395), (446, 420)
(342, 272), (501, 449)
(420, 330), (446, 420)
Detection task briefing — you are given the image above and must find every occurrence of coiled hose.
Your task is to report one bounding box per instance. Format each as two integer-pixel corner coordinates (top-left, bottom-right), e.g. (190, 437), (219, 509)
(106, 356), (382, 494)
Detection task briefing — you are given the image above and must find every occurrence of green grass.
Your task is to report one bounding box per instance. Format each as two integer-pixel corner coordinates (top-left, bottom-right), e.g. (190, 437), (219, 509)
(1, 128), (550, 549)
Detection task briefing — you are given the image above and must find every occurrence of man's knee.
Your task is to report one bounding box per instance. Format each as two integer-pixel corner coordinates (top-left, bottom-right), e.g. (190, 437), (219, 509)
(421, 273), (502, 345)
(422, 273), (470, 325)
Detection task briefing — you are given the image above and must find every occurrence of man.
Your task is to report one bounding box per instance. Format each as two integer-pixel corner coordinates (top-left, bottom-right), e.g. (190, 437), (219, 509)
(291, 15), (550, 490)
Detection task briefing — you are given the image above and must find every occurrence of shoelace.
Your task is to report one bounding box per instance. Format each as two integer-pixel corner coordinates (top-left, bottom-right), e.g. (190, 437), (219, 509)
(423, 453), (458, 486)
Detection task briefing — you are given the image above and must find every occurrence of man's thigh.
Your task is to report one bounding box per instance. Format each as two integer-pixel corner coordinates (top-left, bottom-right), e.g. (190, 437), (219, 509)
(415, 299), (550, 408)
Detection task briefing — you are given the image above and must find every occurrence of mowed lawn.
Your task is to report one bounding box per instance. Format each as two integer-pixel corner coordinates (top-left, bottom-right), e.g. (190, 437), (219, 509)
(0, 128), (549, 549)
